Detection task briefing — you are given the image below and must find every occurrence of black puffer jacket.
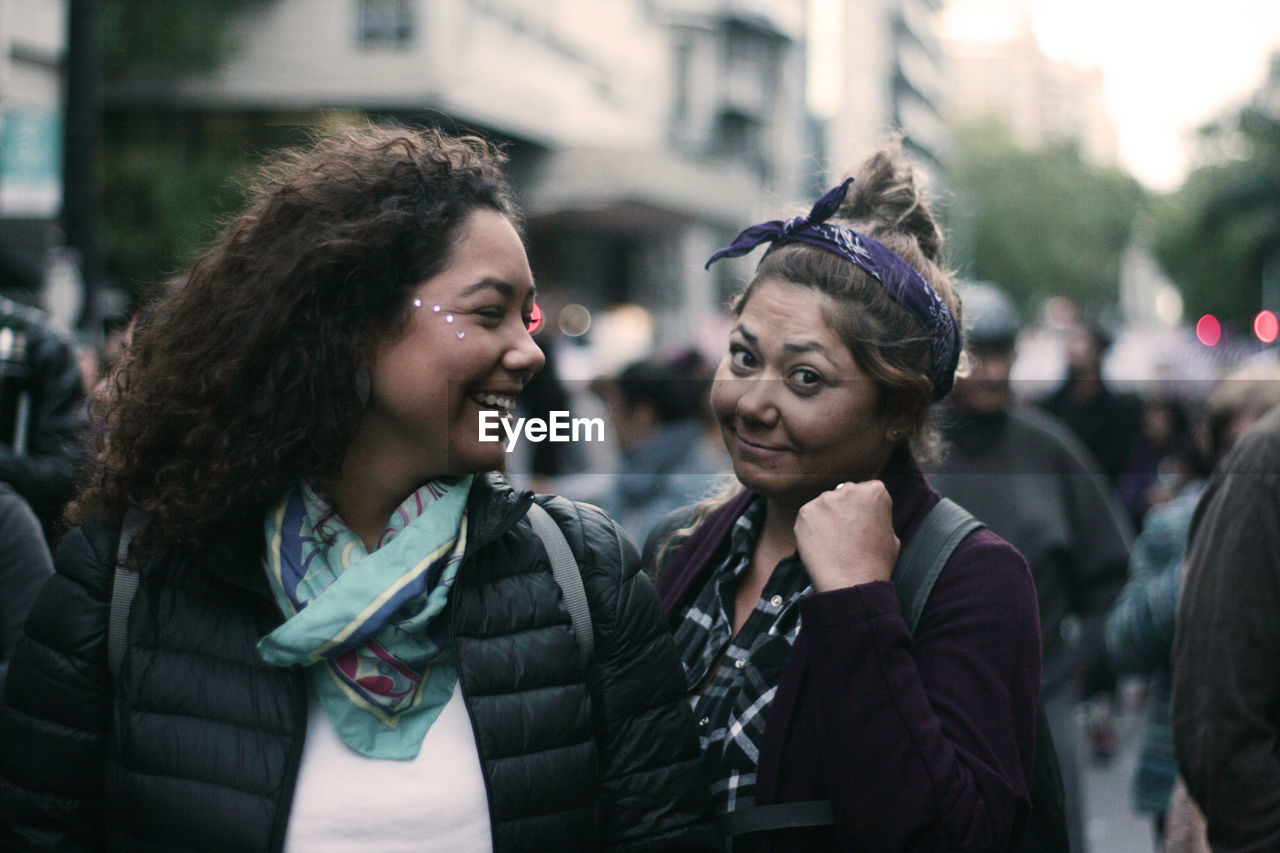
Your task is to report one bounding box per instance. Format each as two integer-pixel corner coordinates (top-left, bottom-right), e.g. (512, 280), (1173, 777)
(0, 473), (712, 851)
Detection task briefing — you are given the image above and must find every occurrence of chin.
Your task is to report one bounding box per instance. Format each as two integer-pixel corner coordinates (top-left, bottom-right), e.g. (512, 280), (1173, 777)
(440, 438), (507, 476)
(730, 464), (800, 501)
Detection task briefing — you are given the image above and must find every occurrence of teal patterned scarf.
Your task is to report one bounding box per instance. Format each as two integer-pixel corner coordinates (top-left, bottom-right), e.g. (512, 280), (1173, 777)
(258, 474), (473, 759)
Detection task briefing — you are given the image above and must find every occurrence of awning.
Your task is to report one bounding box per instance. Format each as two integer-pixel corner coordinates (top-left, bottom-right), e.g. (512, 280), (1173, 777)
(519, 146), (772, 234)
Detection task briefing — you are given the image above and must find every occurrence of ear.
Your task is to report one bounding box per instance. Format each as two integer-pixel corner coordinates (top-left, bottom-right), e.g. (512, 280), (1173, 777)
(883, 412), (916, 443)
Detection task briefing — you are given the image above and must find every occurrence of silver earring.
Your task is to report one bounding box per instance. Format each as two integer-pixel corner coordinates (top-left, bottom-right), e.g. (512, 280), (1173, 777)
(355, 364), (371, 406)
(888, 428), (903, 441)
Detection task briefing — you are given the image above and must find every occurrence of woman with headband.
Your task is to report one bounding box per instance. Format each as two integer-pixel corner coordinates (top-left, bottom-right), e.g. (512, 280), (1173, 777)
(646, 145), (1040, 851)
(0, 124), (713, 851)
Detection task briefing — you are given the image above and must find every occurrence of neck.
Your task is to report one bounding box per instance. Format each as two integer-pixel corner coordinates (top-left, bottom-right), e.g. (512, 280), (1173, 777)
(330, 430), (433, 550)
(760, 497), (801, 554)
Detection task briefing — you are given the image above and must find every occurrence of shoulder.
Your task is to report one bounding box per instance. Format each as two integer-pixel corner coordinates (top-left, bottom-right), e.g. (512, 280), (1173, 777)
(0, 483), (38, 528)
(924, 526), (1038, 632)
(1008, 406), (1088, 453)
(1222, 405), (1280, 469)
(9, 519), (118, 677)
(640, 503), (701, 573)
(1011, 406), (1113, 474)
(533, 494), (636, 572)
(52, 517), (120, 592)
(0, 296), (76, 355)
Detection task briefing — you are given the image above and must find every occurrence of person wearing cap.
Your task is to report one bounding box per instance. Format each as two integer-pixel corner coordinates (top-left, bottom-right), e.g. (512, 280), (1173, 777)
(926, 281), (1132, 853)
(647, 148), (1040, 851)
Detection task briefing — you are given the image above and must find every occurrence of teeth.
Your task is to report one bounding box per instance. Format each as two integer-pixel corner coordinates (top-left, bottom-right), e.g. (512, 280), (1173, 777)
(472, 393), (514, 412)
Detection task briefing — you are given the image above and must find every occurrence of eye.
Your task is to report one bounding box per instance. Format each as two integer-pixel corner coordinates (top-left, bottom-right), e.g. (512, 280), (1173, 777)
(525, 302), (543, 334)
(475, 307), (505, 323)
(788, 366), (824, 390)
(728, 345), (756, 372)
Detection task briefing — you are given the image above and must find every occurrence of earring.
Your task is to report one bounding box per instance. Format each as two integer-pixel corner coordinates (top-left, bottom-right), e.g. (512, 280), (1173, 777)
(888, 428), (903, 441)
(355, 364), (371, 406)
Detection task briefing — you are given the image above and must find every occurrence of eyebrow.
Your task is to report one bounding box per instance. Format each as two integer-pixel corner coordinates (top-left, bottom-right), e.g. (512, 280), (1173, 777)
(459, 277), (538, 302)
(733, 324), (840, 368)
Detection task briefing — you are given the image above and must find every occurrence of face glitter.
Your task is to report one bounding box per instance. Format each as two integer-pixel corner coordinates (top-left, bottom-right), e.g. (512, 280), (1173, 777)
(432, 304), (442, 313)
(445, 314), (454, 324)
(456, 331), (465, 339)
(412, 298), (423, 308)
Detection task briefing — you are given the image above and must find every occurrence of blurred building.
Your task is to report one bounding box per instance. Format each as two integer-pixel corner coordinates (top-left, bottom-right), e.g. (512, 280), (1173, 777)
(104, 0), (815, 347)
(813, 0), (950, 182)
(0, 0), (72, 318)
(938, 0), (1117, 166)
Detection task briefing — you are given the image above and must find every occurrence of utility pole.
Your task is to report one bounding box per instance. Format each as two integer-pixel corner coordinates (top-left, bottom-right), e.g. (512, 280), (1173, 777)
(61, 0), (99, 330)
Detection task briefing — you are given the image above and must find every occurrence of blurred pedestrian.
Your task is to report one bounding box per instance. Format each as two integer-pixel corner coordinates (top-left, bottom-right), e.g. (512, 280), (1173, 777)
(928, 281), (1132, 853)
(1171, 387), (1280, 851)
(1037, 319), (1139, 763)
(1116, 395), (1201, 529)
(648, 146), (1041, 850)
(0, 124), (711, 850)
(0, 294), (86, 541)
(593, 348), (728, 545)
(1040, 319), (1143, 488)
(0, 482), (53, 699)
(1105, 365), (1277, 850)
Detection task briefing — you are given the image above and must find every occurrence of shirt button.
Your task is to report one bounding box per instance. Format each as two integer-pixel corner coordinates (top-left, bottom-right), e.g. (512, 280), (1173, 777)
(770, 595), (783, 607)
(734, 658), (746, 669)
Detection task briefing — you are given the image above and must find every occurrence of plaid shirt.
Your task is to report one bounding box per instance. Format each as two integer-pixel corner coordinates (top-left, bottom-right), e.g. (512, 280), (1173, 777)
(671, 495), (814, 816)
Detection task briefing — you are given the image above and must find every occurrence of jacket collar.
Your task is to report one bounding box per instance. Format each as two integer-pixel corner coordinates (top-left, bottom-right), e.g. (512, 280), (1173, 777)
(463, 471), (533, 557)
(654, 446), (939, 616)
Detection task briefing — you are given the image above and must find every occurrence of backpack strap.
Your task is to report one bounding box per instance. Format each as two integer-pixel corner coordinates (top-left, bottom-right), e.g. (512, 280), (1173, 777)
(107, 507), (150, 679)
(719, 799), (835, 838)
(892, 497), (984, 633)
(526, 501), (594, 669)
(719, 496), (984, 840)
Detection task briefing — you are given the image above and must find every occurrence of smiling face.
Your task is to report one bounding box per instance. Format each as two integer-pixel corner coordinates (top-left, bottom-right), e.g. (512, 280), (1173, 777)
(355, 207), (545, 480)
(711, 278), (903, 506)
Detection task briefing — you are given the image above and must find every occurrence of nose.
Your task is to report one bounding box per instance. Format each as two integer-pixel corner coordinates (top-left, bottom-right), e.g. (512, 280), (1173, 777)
(732, 376), (779, 427)
(504, 327), (546, 381)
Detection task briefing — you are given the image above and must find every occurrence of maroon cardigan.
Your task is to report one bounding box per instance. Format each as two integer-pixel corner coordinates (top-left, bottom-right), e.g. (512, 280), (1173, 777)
(655, 449), (1041, 852)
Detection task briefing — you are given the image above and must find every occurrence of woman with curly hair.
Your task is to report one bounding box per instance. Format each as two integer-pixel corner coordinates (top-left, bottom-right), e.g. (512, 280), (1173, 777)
(0, 124), (711, 851)
(645, 145), (1041, 851)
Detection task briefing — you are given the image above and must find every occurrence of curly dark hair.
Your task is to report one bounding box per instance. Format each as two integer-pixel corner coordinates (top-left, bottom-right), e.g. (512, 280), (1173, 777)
(69, 123), (520, 550)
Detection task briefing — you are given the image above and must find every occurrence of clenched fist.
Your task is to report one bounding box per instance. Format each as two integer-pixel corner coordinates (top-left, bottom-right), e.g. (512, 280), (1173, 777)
(795, 480), (899, 592)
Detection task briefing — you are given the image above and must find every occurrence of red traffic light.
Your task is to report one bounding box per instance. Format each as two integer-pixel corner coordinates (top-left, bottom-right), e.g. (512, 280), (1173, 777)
(1196, 314), (1221, 347)
(1254, 310), (1278, 344)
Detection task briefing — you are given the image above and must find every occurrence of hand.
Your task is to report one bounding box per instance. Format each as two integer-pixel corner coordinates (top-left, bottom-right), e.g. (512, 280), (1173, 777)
(795, 480), (899, 592)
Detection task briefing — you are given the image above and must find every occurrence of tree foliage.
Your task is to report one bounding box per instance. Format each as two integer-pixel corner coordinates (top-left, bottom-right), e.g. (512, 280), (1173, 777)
(98, 0), (275, 80)
(1151, 101), (1280, 332)
(941, 118), (1146, 317)
(95, 0), (284, 294)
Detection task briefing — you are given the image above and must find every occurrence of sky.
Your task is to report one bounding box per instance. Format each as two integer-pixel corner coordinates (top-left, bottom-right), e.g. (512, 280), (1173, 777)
(939, 0), (1280, 191)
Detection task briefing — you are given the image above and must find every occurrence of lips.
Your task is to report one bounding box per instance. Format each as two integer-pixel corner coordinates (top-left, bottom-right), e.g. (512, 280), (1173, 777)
(733, 433), (790, 455)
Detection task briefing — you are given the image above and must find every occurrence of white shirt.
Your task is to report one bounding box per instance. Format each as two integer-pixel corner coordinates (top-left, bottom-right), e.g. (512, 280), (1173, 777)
(284, 681), (493, 852)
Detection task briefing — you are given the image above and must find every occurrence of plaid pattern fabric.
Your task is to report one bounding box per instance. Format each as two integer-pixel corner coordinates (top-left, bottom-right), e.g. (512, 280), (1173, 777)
(672, 495), (814, 816)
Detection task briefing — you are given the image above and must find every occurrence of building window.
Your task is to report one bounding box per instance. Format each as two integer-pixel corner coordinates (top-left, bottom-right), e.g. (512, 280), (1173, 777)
(357, 0), (415, 50)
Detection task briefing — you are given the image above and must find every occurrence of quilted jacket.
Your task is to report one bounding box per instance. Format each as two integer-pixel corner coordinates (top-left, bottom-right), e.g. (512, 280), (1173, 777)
(0, 473), (711, 851)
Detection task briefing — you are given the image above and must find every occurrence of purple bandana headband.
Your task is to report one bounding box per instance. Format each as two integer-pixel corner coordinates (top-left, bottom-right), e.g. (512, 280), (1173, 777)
(706, 177), (960, 400)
